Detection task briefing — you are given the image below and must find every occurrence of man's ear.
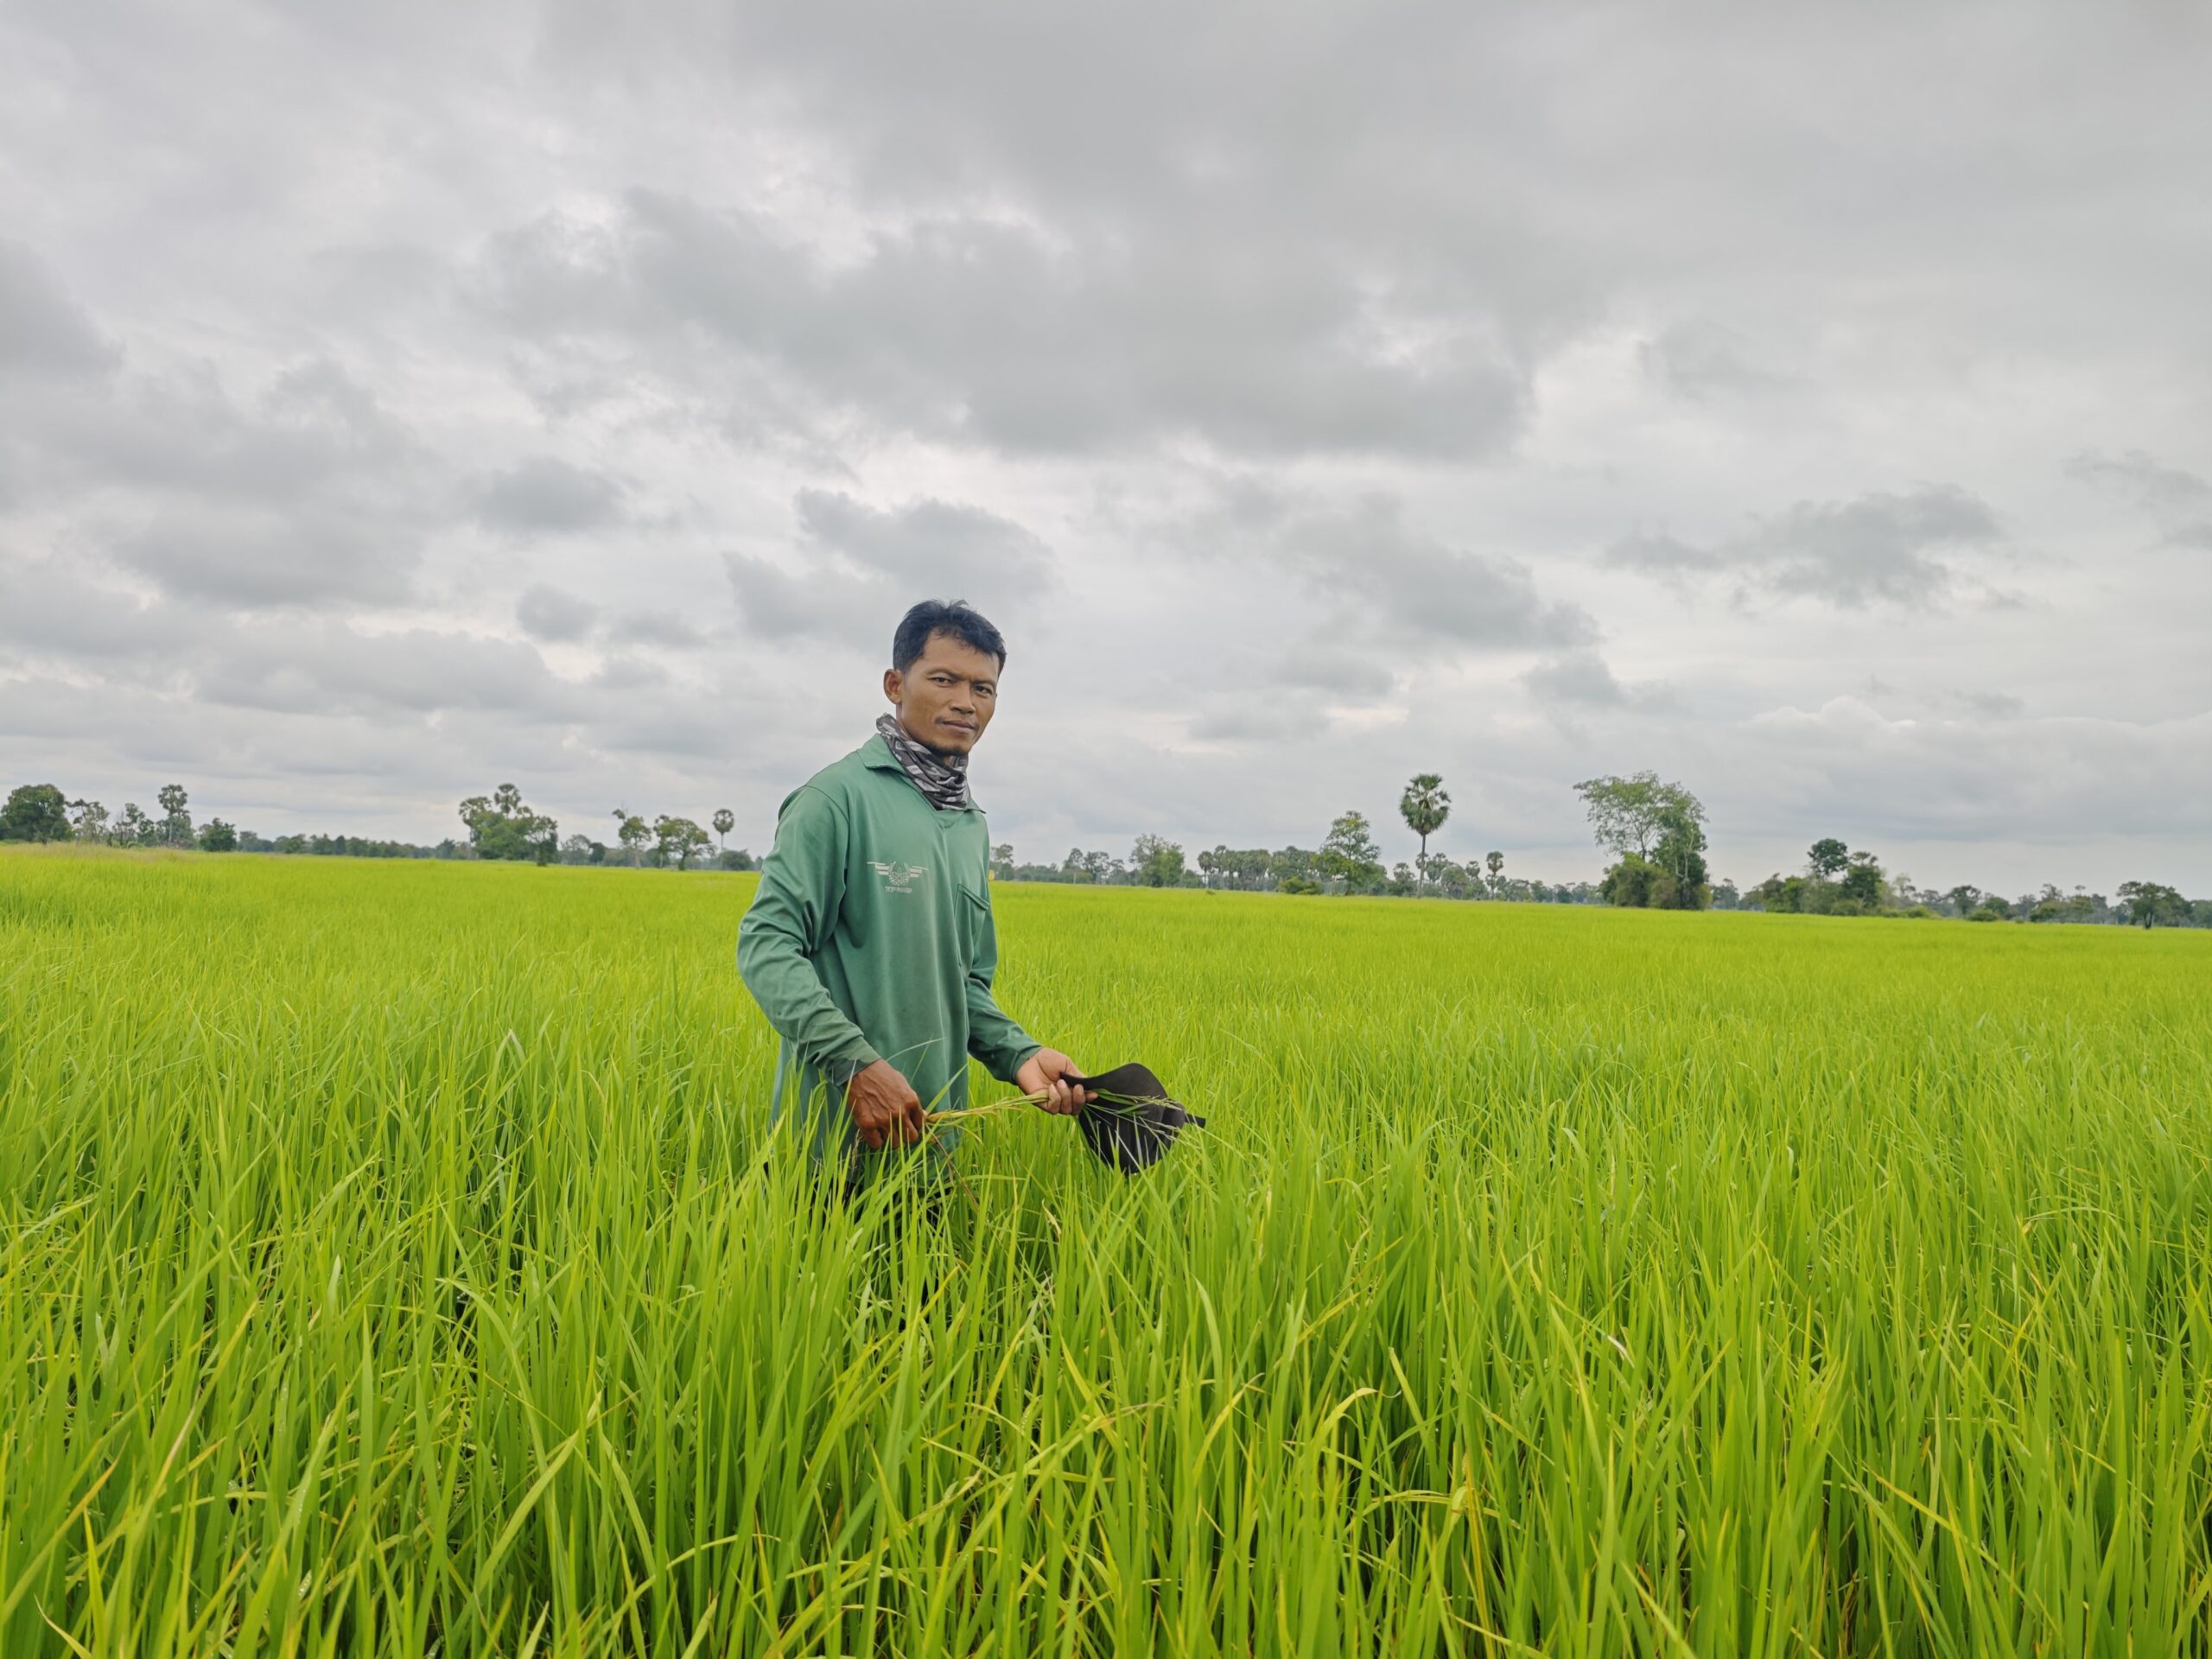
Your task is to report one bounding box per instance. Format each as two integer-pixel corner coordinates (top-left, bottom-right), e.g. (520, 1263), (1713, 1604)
(882, 667), (903, 706)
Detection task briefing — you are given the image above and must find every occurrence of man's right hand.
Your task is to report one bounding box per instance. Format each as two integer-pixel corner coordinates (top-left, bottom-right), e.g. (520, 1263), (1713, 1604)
(846, 1058), (927, 1151)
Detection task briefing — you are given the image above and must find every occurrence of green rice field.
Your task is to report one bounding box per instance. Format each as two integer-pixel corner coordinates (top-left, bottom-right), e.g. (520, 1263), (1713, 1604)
(3, 847), (2210, 1656)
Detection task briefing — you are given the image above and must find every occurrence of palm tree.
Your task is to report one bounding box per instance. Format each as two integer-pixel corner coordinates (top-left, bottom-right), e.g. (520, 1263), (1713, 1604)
(1398, 773), (1451, 893)
(712, 808), (735, 855)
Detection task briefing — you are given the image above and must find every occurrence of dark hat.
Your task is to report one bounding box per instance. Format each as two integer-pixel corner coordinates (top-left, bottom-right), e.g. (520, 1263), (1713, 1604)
(1067, 1062), (1205, 1173)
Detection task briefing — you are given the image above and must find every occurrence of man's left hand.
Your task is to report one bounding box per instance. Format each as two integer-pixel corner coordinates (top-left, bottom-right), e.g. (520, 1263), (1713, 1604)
(1017, 1049), (1093, 1116)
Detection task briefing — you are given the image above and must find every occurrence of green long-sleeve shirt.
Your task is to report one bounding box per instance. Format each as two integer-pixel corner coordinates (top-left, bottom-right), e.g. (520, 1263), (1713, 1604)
(736, 734), (1039, 1160)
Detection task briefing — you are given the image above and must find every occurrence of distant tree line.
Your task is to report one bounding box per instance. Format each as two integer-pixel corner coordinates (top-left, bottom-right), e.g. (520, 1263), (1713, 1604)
(983, 766), (2205, 928)
(0, 780), (758, 874)
(8, 772), (2203, 925)
(986, 785), (1610, 904)
(0, 782), (247, 854)
(1745, 839), (2209, 927)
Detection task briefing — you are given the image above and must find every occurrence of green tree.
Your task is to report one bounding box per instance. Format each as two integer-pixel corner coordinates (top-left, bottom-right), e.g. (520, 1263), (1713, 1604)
(614, 811), (651, 868)
(1751, 874), (1805, 912)
(1651, 804), (1712, 909)
(1573, 771), (1701, 861)
(712, 808), (736, 855)
(990, 842), (1016, 880)
(460, 785), (558, 863)
(67, 798), (110, 842)
(156, 783), (191, 846)
(1319, 810), (1383, 893)
(1397, 774), (1450, 892)
(116, 803), (154, 845)
(0, 784), (72, 842)
(1484, 849), (1504, 893)
(1417, 852), (1466, 896)
(1578, 772), (1708, 908)
(2117, 880), (2187, 928)
(1807, 838), (1849, 880)
(1204, 848), (1270, 890)
(653, 816), (711, 870)
(1130, 834), (1186, 887)
(1838, 850), (1884, 910)
(197, 818), (238, 853)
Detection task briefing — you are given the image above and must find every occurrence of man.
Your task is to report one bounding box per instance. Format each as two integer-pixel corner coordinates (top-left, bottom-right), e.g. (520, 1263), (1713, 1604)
(738, 600), (1093, 1176)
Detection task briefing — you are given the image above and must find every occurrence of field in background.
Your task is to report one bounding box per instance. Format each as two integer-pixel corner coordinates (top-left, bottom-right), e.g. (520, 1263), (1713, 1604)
(3, 848), (2210, 1656)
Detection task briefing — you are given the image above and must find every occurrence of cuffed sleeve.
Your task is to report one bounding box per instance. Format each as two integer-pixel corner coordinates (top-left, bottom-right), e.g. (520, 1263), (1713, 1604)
(964, 888), (1041, 1083)
(738, 786), (881, 1079)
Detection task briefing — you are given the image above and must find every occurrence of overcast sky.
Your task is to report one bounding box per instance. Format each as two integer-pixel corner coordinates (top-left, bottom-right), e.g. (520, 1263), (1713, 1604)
(3, 0), (2208, 892)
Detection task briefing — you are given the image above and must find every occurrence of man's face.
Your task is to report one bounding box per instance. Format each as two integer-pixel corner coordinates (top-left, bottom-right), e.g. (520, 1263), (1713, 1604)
(885, 632), (1000, 756)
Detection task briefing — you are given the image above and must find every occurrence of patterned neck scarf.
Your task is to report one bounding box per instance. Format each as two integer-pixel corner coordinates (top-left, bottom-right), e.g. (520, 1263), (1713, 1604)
(874, 713), (971, 811)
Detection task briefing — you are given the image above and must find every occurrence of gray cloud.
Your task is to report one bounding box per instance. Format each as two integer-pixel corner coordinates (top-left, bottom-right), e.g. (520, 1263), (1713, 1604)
(516, 582), (601, 642)
(727, 491), (1054, 644)
(2067, 450), (2212, 549)
(114, 505), (416, 607)
(797, 489), (1052, 597)
(1951, 690), (2024, 719)
(1270, 648), (1396, 699)
(1752, 486), (2003, 606)
(194, 624), (587, 723)
(607, 608), (709, 648)
(2, 1), (2209, 885)
(1607, 531), (1723, 578)
(3, 351), (432, 607)
(469, 188), (1531, 460)
(1523, 651), (1630, 709)
(1261, 494), (1596, 652)
(1639, 321), (1788, 400)
(1735, 698), (2212, 846)
(724, 550), (849, 643)
(1187, 697), (1314, 743)
(1608, 485), (2005, 608)
(0, 557), (191, 659)
(0, 241), (114, 375)
(472, 457), (627, 537)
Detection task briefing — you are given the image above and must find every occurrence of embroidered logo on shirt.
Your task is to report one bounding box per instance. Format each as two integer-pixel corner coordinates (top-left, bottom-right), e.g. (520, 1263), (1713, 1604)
(870, 860), (930, 893)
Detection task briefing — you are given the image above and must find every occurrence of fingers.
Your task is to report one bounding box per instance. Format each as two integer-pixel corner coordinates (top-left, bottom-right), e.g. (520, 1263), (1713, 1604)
(1056, 1058), (1090, 1111)
(848, 1063), (925, 1152)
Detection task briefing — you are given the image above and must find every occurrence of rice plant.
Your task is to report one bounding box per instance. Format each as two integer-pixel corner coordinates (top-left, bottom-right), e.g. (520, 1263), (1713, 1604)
(2, 846), (2209, 1655)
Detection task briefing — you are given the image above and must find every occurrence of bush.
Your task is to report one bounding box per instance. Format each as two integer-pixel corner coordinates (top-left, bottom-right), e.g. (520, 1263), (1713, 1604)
(1600, 855), (1658, 907)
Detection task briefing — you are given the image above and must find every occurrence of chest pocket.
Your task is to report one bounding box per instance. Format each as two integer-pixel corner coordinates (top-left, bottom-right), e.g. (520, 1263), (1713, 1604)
(957, 885), (993, 967)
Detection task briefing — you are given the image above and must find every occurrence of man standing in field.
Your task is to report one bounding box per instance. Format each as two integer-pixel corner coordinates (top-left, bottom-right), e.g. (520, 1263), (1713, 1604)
(738, 600), (1092, 1179)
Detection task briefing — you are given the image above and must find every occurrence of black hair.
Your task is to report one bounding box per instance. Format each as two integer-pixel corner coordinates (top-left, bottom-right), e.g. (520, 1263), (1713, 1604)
(892, 600), (1007, 672)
